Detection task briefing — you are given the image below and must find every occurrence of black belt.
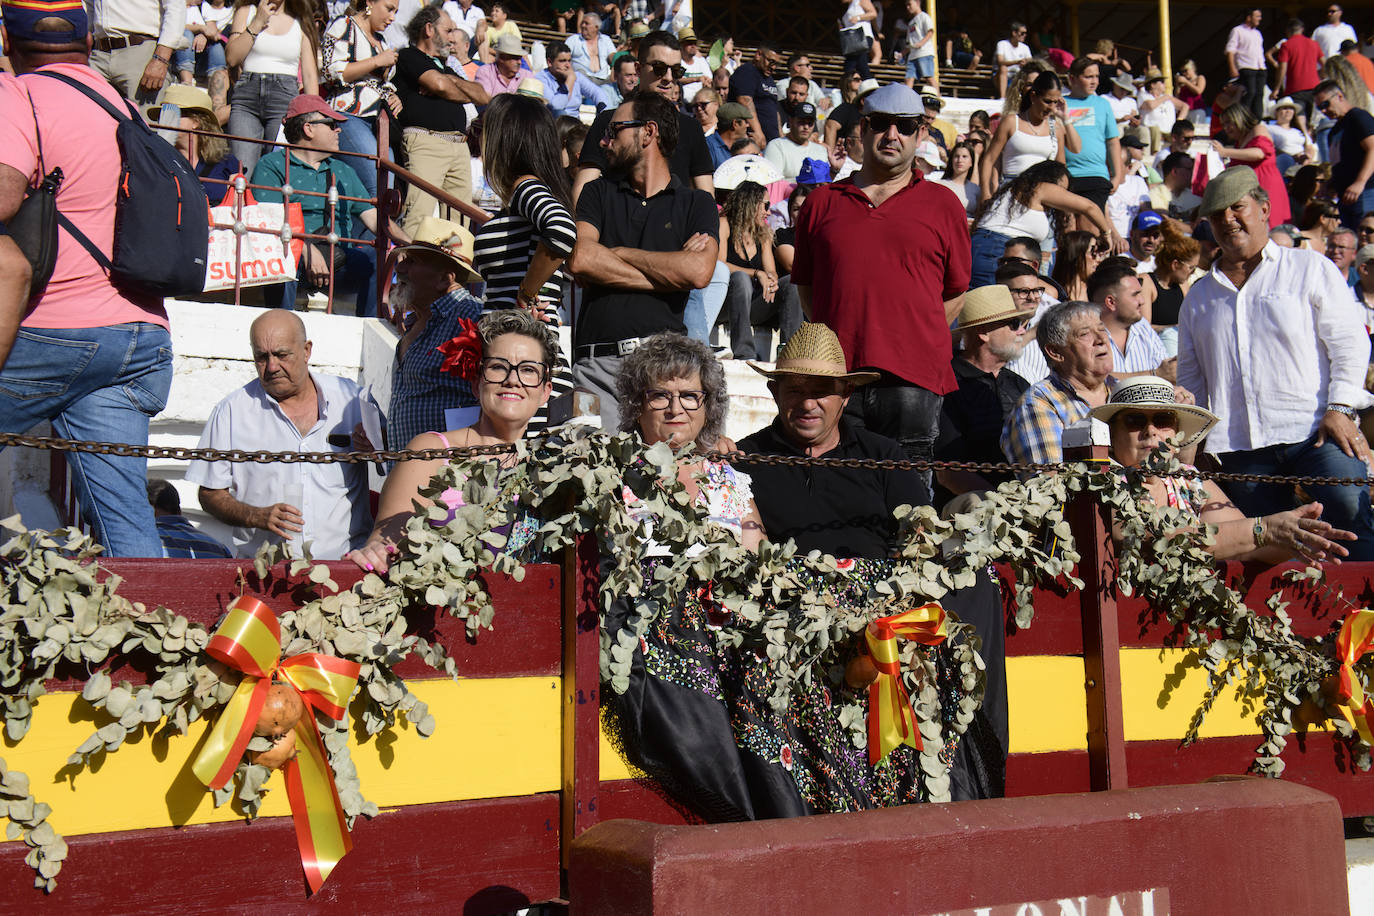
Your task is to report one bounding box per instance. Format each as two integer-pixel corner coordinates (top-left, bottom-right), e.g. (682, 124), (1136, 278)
(574, 337), (644, 359)
(95, 34), (155, 52)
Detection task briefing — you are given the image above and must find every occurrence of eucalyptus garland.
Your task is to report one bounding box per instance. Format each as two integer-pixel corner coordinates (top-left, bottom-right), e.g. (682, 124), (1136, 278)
(0, 427), (1370, 893)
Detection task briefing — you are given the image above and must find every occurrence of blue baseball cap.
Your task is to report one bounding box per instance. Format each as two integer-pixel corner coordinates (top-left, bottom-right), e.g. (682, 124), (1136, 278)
(796, 158), (831, 184)
(1, 0), (88, 45)
(1133, 210), (1165, 232)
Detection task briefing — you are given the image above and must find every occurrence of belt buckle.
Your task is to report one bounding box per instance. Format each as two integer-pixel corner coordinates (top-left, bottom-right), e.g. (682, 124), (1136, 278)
(616, 338), (640, 356)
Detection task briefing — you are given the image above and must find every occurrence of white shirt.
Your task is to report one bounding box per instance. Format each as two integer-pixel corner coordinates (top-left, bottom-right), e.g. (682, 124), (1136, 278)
(680, 51), (713, 103)
(1106, 92), (1138, 124)
(1107, 318), (1167, 374)
(1007, 298), (1058, 384)
(441, 1), (485, 39)
(996, 39), (1032, 67)
(86, 0), (186, 46)
(762, 136), (828, 179)
(1313, 21), (1358, 59)
(186, 373), (374, 560)
(1106, 173), (1150, 238)
(1178, 241), (1373, 454)
(905, 10), (934, 59)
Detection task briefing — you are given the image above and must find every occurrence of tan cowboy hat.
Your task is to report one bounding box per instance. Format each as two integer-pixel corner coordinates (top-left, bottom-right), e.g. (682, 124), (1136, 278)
(748, 322), (880, 384)
(392, 217), (480, 282)
(1088, 375), (1218, 449)
(145, 83), (215, 120)
(957, 285), (1034, 331)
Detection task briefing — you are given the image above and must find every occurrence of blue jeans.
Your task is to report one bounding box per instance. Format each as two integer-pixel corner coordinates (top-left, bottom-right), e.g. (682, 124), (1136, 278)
(0, 323), (173, 556)
(1219, 431), (1374, 561)
(273, 242), (378, 317)
(1339, 188), (1374, 231)
(336, 112), (379, 201)
(684, 260), (729, 343)
(969, 227), (1011, 291)
(227, 72), (298, 176)
(173, 32), (227, 77)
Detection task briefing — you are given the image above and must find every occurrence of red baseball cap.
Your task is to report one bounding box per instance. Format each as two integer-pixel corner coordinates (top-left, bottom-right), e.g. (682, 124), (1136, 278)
(285, 94), (346, 123)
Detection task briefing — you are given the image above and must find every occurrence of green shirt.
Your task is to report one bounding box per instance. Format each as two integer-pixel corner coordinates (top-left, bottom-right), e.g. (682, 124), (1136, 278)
(250, 149), (371, 238)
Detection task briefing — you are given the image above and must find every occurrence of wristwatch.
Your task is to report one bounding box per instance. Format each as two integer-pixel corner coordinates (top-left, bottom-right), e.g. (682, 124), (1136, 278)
(1327, 403), (1359, 421)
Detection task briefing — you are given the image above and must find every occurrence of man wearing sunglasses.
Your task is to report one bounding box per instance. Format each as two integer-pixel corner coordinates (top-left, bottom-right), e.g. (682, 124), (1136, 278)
(728, 42), (784, 143)
(792, 83), (971, 495)
(1314, 80), (1374, 229)
(251, 94), (410, 316)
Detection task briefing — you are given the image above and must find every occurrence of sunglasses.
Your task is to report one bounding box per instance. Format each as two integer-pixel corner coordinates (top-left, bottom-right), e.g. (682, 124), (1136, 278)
(647, 61), (688, 80)
(865, 113), (924, 136)
(607, 119), (646, 134)
(1120, 410), (1178, 432)
(691, 101), (715, 110)
(306, 118), (342, 130)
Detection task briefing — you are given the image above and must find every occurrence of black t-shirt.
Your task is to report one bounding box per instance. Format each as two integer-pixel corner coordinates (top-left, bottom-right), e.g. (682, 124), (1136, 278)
(935, 357), (1030, 490)
(580, 109), (714, 186)
(735, 419), (926, 558)
(828, 101), (861, 140)
(574, 175), (719, 346)
(774, 226), (795, 247)
(1331, 108), (1374, 193)
(729, 62), (780, 142)
(394, 47), (468, 132)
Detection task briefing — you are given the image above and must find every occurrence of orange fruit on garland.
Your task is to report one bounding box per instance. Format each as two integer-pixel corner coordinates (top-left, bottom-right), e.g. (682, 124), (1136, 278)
(250, 729), (298, 770)
(845, 653), (879, 689)
(254, 683), (304, 738)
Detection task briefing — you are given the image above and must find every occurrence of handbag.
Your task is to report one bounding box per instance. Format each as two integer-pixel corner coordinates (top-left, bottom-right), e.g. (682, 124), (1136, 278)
(9, 86), (64, 300)
(839, 25), (870, 57)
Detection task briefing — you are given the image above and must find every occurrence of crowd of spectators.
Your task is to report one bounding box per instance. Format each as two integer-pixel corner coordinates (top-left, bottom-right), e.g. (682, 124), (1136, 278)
(3, 0), (1374, 577)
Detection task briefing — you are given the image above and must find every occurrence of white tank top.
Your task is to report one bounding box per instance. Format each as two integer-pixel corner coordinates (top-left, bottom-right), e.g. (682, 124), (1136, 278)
(999, 114), (1057, 181)
(844, 0), (874, 39)
(243, 13), (304, 77)
(976, 193), (1052, 248)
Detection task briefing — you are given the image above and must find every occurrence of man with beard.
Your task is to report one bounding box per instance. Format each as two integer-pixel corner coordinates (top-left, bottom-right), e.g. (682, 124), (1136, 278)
(568, 91), (719, 426)
(1128, 210), (1165, 271)
(763, 102), (827, 179)
(384, 218), (484, 451)
(1089, 257), (1168, 377)
(936, 280), (1034, 504)
(1000, 300), (1116, 466)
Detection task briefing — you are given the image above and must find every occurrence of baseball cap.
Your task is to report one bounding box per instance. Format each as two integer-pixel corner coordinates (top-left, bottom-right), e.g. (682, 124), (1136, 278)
(1121, 134), (1147, 149)
(285, 94), (346, 122)
(864, 83), (923, 116)
(1, 0), (87, 44)
(790, 102), (817, 122)
(1132, 210), (1164, 232)
(796, 158), (832, 184)
(718, 101), (751, 122)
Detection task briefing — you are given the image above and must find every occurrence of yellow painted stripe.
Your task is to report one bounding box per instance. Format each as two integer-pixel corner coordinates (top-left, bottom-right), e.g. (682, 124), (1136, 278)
(2, 677), (560, 841)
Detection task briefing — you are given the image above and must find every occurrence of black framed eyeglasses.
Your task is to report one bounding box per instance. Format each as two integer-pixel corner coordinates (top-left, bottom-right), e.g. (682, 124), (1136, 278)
(607, 119), (646, 134)
(647, 61), (688, 80)
(645, 389), (704, 410)
(1008, 288), (1043, 302)
(1120, 411), (1178, 432)
(865, 113), (924, 136)
(481, 357), (548, 386)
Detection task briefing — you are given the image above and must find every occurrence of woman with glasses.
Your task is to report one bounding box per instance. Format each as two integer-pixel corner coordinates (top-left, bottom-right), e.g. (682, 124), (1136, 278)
(1089, 377), (1354, 563)
(1050, 230), (1108, 303)
(1299, 198), (1342, 251)
(225, 0), (321, 174)
(718, 181), (801, 360)
(472, 94), (578, 436)
(346, 309), (558, 574)
(969, 161), (1112, 290)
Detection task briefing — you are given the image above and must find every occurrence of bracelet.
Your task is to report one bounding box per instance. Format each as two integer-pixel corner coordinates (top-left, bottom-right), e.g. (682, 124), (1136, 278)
(246, 25), (261, 37)
(153, 52), (171, 65)
(1253, 517), (1266, 548)
(1327, 403), (1359, 421)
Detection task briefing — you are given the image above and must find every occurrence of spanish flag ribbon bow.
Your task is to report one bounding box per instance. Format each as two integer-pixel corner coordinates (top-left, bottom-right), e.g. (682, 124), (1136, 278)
(191, 596), (361, 893)
(1334, 610), (1374, 746)
(865, 603), (948, 766)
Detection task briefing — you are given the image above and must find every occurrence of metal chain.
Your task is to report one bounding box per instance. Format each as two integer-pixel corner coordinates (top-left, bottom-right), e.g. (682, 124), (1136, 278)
(2, 430), (1370, 488)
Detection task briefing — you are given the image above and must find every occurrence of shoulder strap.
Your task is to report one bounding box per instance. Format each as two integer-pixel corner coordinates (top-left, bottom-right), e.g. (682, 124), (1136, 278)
(19, 83), (46, 184)
(34, 69), (143, 124)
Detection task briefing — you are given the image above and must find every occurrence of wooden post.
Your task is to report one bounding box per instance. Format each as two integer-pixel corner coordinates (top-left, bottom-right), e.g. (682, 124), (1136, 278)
(929, 0), (939, 91)
(561, 532), (603, 875)
(1068, 0), (1081, 58)
(1158, 0), (1174, 95)
(1063, 418), (1128, 791)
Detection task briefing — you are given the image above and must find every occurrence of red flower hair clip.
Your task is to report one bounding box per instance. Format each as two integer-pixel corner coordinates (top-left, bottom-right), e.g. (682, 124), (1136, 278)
(437, 318), (483, 382)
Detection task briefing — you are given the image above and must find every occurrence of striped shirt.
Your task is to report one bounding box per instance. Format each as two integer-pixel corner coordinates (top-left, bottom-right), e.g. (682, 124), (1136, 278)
(1106, 320), (1167, 375)
(471, 177), (578, 435)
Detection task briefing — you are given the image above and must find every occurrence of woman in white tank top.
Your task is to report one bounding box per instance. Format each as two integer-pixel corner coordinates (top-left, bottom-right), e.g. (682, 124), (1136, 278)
(225, 0), (320, 174)
(979, 69), (1079, 200)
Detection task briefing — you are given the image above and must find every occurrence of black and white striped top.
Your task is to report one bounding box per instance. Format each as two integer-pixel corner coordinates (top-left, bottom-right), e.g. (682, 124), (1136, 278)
(471, 178), (577, 309)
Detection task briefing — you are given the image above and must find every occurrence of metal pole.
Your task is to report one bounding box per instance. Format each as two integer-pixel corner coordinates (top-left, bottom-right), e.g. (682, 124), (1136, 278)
(1158, 0), (1174, 95)
(1069, 0), (1081, 58)
(929, 0), (939, 91)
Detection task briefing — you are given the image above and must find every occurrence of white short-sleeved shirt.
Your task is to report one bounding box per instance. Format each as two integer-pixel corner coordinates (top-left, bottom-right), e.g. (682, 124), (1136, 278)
(1313, 22), (1357, 60)
(906, 11), (934, 60)
(185, 374), (374, 560)
(996, 39), (1032, 67)
(441, 1), (485, 40)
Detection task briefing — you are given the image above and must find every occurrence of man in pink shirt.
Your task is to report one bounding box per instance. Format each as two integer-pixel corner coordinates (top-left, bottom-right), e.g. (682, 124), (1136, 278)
(473, 31), (527, 97)
(1226, 8), (1269, 118)
(0, 0), (173, 556)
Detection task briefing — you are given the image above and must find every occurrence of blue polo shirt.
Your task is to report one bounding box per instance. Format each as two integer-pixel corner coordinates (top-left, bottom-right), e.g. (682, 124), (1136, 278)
(537, 69), (610, 118)
(1063, 92), (1119, 181)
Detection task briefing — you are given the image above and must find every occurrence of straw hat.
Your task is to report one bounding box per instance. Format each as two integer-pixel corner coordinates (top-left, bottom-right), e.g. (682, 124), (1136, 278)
(517, 76), (545, 98)
(676, 26), (697, 43)
(957, 285), (1033, 331)
(1087, 375), (1218, 448)
(392, 217), (480, 282)
(491, 33), (524, 57)
(748, 323), (880, 383)
(145, 83), (216, 120)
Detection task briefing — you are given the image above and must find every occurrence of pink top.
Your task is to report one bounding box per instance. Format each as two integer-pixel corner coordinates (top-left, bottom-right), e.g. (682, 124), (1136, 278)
(0, 64), (168, 330)
(1238, 134), (1291, 228)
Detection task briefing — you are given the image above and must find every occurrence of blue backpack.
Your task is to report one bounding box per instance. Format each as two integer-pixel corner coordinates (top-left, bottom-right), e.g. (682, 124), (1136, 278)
(37, 71), (209, 298)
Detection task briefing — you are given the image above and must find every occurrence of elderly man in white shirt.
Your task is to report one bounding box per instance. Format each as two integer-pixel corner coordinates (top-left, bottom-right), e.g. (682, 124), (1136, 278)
(187, 310), (373, 560)
(1179, 165), (1374, 559)
(86, 0), (185, 102)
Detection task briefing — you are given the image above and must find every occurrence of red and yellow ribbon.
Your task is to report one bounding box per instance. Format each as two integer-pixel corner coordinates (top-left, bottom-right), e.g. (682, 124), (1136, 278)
(191, 596), (361, 893)
(1333, 610), (1374, 745)
(865, 603), (948, 766)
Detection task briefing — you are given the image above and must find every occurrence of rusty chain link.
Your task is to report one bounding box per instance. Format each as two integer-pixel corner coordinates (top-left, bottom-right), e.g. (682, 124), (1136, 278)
(5, 430), (1372, 489)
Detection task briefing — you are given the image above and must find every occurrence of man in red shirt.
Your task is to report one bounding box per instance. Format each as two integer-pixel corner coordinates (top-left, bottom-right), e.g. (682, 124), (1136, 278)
(792, 83), (971, 493)
(1272, 18), (1322, 124)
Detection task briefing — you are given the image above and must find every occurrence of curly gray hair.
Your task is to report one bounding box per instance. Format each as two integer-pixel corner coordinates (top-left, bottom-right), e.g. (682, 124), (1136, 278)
(478, 309), (561, 369)
(615, 333), (728, 448)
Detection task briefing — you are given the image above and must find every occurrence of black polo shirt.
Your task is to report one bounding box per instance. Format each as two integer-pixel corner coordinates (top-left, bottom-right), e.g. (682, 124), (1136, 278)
(936, 356), (1030, 484)
(735, 419), (927, 558)
(394, 47), (467, 132)
(574, 174), (718, 347)
(579, 109), (714, 186)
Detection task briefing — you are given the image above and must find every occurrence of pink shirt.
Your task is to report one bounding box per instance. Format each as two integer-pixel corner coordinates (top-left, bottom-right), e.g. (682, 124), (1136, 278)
(0, 63), (169, 330)
(473, 61), (526, 97)
(1225, 24), (1266, 72)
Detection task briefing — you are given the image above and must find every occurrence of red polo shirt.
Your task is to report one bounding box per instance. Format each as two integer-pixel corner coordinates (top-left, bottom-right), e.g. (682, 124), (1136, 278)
(792, 169), (971, 394)
(1276, 34), (1320, 95)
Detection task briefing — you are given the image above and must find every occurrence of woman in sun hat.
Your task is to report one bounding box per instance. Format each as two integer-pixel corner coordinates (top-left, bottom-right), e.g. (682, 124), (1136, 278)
(1090, 376), (1356, 563)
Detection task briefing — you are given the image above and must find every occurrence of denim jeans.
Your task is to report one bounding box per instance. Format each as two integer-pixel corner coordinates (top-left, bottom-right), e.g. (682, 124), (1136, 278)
(1219, 431), (1374, 561)
(969, 228), (1012, 291)
(173, 32), (227, 78)
(336, 112), (379, 201)
(227, 72), (299, 176)
(272, 242), (378, 316)
(723, 270), (802, 360)
(844, 376), (940, 502)
(1339, 188), (1374, 231)
(684, 260), (729, 344)
(0, 323), (173, 556)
